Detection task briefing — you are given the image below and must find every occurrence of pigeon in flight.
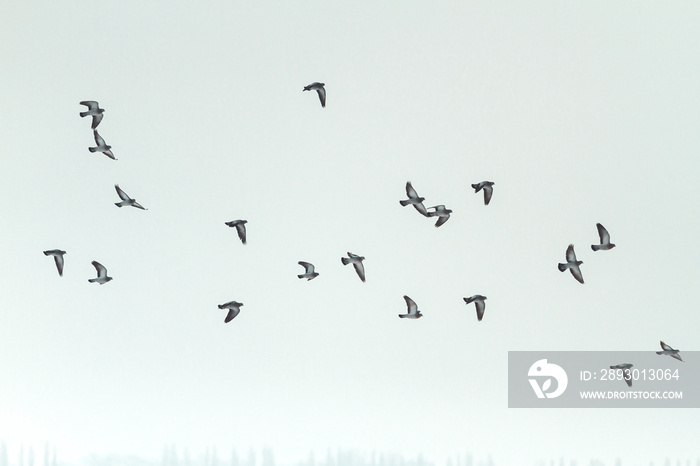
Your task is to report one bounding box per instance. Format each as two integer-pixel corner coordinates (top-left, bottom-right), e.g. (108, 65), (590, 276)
(303, 82), (326, 108)
(427, 205), (452, 227)
(558, 244), (584, 284)
(89, 130), (116, 160)
(297, 261), (319, 281)
(341, 252), (365, 282)
(114, 185), (147, 210)
(88, 261), (112, 284)
(656, 341), (683, 362)
(610, 363), (634, 387)
(591, 223), (616, 251)
(225, 220), (248, 244)
(218, 301), (243, 323)
(79, 101), (105, 129)
(471, 181), (495, 205)
(399, 295), (423, 319)
(463, 295), (487, 321)
(43, 249), (66, 276)
(399, 182), (429, 217)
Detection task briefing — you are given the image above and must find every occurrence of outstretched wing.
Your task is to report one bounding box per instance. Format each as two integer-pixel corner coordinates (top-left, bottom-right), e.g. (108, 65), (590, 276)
(91, 261), (107, 278)
(236, 223), (247, 244)
(475, 300), (486, 321)
(115, 185), (130, 201)
(353, 261), (366, 282)
(434, 214), (450, 227)
(91, 113), (104, 129)
(93, 130), (105, 146)
(299, 261), (315, 273)
(316, 87), (326, 107)
(565, 244), (577, 262)
(403, 295), (417, 314)
(405, 182), (419, 199)
(54, 254), (65, 276)
(483, 185), (493, 205)
(570, 265), (584, 284)
(80, 101), (99, 110)
(596, 223), (611, 244)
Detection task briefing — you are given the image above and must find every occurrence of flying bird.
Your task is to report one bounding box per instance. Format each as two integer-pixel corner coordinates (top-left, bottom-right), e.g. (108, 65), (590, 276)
(656, 341), (683, 362)
(79, 101), (105, 129)
(558, 244), (584, 284)
(218, 301), (243, 323)
(399, 295), (423, 319)
(341, 252), (365, 282)
(114, 185), (147, 210)
(610, 363), (634, 387)
(43, 249), (66, 276)
(471, 181), (495, 205)
(297, 261), (319, 281)
(88, 261), (112, 284)
(463, 295), (487, 321)
(89, 130), (116, 160)
(303, 82), (326, 108)
(399, 182), (429, 217)
(426, 205), (452, 227)
(225, 220), (248, 244)
(591, 223), (616, 251)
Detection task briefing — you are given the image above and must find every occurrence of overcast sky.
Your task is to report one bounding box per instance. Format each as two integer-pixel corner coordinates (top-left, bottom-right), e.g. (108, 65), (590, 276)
(1, 1), (699, 465)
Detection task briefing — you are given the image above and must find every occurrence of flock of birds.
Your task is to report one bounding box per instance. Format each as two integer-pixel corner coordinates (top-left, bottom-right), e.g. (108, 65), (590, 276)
(41, 85), (683, 380)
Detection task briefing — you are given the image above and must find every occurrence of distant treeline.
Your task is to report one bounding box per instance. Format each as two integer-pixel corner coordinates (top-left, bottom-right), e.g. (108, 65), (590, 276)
(1, 442), (699, 466)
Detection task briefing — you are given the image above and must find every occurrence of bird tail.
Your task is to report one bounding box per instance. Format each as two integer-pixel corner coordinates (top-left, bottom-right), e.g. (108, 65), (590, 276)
(557, 263), (567, 272)
(43, 251), (50, 256)
(218, 305), (226, 309)
(591, 245), (601, 251)
(80, 111), (89, 117)
(398, 314), (407, 318)
(88, 278), (96, 283)
(297, 274), (304, 279)
(471, 184), (479, 190)
(88, 147), (97, 152)
(399, 200), (410, 206)
(341, 257), (350, 265)
(115, 203), (123, 207)
(463, 297), (475, 304)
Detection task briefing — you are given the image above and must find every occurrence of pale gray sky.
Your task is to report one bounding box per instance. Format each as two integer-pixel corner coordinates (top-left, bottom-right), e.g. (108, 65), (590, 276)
(1, 1), (699, 465)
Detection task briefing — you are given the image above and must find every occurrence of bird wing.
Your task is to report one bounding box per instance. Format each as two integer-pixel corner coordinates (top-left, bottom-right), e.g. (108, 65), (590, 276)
(92, 261), (107, 277)
(115, 185), (130, 201)
(225, 308), (240, 323)
(93, 130), (105, 146)
(132, 201), (147, 210)
(413, 202), (429, 217)
(316, 87), (326, 107)
(236, 223), (247, 244)
(660, 341), (673, 351)
(434, 214), (450, 227)
(406, 182), (418, 199)
(298, 261), (315, 273)
(91, 113), (104, 129)
(596, 223), (610, 244)
(353, 262), (366, 282)
(475, 300), (486, 321)
(483, 186), (493, 205)
(565, 244), (577, 262)
(54, 254), (64, 276)
(403, 295), (417, 314)
(570, 265), (584, 284)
